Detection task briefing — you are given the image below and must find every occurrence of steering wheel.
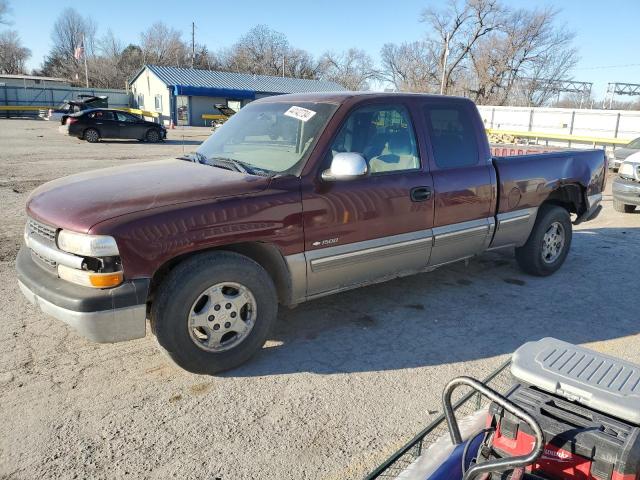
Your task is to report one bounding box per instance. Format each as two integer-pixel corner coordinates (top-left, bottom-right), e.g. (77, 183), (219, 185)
(442, 376), (544, 480)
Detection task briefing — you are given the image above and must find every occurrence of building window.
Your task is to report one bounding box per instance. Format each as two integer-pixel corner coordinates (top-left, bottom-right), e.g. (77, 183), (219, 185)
(137, 94), (144, 109)
(154, 94), (162, 111)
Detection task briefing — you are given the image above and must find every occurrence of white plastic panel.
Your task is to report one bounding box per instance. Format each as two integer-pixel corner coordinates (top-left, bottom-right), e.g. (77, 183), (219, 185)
(511, 338), (640, 425)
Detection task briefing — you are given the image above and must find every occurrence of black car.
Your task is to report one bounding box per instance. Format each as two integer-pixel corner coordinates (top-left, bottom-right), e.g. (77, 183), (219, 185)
(61, 108), (167, 143)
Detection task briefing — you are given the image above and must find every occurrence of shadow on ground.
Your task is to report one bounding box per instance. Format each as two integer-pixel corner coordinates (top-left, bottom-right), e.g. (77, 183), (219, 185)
(227, 226), (640, 377)
(94, 139), (203, 146)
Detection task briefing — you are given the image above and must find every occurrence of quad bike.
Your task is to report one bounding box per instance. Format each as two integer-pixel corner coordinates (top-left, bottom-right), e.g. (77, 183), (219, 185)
(367, 338), (640, 480)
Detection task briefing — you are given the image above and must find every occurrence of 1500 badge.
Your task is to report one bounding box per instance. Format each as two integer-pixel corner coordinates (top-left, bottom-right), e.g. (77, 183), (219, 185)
(311, 238), (339, 247)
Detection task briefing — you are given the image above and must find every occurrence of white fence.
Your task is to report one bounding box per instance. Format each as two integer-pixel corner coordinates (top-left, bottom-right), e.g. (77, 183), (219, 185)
(477, 105), (640, 142)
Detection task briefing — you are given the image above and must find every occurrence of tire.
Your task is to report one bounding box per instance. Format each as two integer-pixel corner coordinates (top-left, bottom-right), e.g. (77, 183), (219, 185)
(84, 128), (100, 143)
(150, 251), (278, 375)
(145, 129), (161, 143)
(613, 199), (636, 213)
(515, 204), (572, 276)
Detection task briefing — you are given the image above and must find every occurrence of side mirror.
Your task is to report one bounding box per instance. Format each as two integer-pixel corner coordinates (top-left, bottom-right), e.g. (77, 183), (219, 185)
(321, 152), (368, 181)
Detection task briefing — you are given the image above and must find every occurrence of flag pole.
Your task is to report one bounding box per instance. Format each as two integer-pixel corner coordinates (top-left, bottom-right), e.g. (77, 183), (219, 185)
(83, 35), (89, 88)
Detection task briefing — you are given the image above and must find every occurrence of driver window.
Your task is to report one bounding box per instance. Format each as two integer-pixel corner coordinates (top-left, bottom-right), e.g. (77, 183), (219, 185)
(116, 112), (135, 122)
(330, 104), (420, 174)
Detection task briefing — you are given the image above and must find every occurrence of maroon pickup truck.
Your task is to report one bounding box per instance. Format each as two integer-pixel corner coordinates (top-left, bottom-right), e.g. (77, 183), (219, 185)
(17, 93), (605, 374)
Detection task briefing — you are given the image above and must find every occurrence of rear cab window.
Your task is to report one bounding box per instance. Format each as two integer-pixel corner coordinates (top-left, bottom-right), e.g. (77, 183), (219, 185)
(423, 105), (479, 169)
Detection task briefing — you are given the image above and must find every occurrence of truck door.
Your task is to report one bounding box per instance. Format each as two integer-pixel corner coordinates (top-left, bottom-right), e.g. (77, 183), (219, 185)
(302, 102), (435, 297)
(420, 101), (495, 267)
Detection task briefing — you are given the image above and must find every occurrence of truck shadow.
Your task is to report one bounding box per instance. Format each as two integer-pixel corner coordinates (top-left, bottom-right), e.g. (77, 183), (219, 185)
(228, 226), (640, 377)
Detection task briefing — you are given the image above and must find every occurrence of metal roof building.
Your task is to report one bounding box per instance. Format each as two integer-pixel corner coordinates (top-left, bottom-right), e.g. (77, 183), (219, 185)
(129, 64), (345, 127)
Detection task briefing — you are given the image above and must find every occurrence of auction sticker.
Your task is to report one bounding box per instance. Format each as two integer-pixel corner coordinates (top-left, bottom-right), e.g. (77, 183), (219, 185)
(284, 106), (317, 122)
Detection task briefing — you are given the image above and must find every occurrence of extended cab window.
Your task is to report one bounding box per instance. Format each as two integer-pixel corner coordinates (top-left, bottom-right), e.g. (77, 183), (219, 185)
(424, 106), (479, 168)
(331, 104), (420, 174)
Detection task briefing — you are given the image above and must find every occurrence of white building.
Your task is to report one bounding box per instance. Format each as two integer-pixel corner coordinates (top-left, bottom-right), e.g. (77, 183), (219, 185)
(128, 65), (346, 127)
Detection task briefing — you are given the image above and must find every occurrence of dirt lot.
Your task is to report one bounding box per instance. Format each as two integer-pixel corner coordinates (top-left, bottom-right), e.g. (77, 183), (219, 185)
(1, 118), (639, 480)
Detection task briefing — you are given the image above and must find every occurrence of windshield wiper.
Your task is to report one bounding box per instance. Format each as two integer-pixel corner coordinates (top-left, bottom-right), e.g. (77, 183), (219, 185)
(181, 152), (274, 176)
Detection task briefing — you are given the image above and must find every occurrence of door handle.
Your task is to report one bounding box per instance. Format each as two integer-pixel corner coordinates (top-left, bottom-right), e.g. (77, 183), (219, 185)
(410, 186), (432, 202)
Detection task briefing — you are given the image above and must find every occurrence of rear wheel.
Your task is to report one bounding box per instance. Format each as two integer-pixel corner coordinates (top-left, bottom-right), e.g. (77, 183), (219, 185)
(84, 128), (100, 143)
(613, 199), (636, 213)
(150, 251), (278, 375)
(145, 129), (161, 143)
(515, 204), (572, 276)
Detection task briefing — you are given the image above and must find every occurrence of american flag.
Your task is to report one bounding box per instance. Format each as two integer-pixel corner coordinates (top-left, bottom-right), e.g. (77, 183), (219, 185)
(73, 40), (84, 60)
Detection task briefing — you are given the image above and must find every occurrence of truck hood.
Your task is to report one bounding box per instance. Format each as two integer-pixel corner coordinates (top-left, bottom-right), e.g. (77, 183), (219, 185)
(27, 159), (271, 232)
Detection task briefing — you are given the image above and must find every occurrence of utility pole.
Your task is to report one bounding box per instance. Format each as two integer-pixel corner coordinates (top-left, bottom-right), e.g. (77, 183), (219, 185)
(439, 32), (450, 95)
(191, 22), (195, 69)
(83, 35), (89, 88)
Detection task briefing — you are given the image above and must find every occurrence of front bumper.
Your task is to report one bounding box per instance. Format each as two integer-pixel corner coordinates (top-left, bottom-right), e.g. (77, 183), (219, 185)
(608, 157), (623, 170)
(613, 176), (640, 206)
(16, 247), (149, 343)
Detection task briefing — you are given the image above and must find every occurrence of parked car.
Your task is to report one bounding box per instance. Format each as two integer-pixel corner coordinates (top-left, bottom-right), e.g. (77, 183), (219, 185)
(612, 151), (640, 213)
(17, 93), (605, 374)
(61, 108), (166, 143)
(608, 136), (640, 170)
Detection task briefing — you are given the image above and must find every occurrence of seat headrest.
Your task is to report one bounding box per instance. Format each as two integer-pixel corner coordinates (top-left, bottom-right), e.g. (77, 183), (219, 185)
(387, 131), (412, 156)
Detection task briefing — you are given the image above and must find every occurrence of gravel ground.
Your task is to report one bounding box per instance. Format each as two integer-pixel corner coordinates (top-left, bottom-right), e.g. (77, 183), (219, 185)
(0, 119), (638, 480)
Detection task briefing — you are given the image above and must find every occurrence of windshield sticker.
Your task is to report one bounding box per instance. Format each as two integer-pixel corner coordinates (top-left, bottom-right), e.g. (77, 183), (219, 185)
(284, 106), (317, 122)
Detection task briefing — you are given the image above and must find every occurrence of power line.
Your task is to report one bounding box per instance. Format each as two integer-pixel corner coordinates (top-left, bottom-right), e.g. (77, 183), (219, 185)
(574, 63), (640, 71)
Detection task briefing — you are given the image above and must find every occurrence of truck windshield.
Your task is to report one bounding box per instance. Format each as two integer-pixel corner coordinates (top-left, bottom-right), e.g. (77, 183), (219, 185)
(196, 101), (338, 174)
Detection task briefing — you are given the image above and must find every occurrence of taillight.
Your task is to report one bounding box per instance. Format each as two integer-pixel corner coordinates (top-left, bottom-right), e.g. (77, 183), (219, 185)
(67, 117), (77, 125)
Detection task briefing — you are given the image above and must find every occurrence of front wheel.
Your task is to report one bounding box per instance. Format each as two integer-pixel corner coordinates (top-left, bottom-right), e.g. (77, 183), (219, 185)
(150, 251), (278, 374)
(613, 199), (636, 213)
(145, 129), (161, 143)
(515, 205), (572, 276)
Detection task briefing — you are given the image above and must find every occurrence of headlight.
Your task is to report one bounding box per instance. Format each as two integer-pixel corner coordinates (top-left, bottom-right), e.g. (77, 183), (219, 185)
(57, 230), (119, 257)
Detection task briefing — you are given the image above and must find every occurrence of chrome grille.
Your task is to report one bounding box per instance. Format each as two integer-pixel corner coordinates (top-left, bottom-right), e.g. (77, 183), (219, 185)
(31, 249), (57, 269)
(27, 218), (57, 243)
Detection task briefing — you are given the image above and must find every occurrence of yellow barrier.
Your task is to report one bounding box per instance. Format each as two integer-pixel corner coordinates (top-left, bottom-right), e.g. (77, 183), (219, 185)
(202, 114), (228, 120)
(485, 128), (629, 146)
(0, 106), (159, 119)
(0, 105), (54, 111)
(117, 107), (159, 118)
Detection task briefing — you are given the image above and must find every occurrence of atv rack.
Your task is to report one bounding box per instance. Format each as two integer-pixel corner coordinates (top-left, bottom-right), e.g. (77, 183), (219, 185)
(366, 361), (513, 480)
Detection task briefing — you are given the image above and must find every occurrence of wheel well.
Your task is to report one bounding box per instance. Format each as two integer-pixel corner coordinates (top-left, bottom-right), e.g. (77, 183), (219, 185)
(148, 242), (293, 307)
(542, 184), (585, 216)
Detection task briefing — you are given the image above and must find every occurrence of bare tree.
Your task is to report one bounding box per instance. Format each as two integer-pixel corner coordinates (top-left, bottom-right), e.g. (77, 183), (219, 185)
(43, 7), (96, 82)
(140, 22), (189, 67)
(221, 25), (290, 76)
(318, 48), (377, 90)
(422, 0), (503, 94)
(380, 0), (578, 106)
(283, 47), (318, 79)
(381, 41), (439, 92)
(50, 7), (96, 59)
(0, 30), (30, 74)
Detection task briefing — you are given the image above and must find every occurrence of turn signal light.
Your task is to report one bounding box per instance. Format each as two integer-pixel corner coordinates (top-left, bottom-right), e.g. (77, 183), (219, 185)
(58, 265), (123, 288)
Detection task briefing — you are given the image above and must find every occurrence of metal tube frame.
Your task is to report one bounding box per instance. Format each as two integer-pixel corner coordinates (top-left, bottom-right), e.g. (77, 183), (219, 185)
(442, 376), (544, 480)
